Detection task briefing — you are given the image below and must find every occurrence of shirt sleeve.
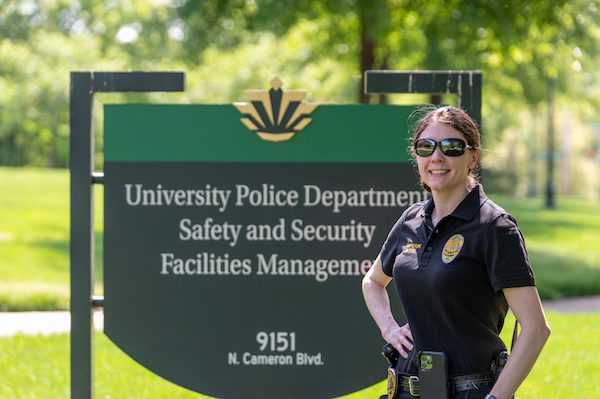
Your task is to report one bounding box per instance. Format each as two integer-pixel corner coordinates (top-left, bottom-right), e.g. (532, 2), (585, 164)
(485, 214), (535, 292)
(380, 213), (406, 277)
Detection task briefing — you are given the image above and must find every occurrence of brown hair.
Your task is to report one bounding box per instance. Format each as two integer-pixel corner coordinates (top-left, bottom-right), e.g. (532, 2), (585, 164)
(410, 106), (482, 192)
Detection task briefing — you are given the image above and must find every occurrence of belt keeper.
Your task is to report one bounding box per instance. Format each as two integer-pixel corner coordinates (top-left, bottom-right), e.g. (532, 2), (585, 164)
(408, 375), (420, 397)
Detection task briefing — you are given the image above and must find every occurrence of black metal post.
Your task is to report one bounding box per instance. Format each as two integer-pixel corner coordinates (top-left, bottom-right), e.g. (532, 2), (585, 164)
(364, 70), (482, 128)
(70, 71), (185, 399)
(70, 72), (94, 399)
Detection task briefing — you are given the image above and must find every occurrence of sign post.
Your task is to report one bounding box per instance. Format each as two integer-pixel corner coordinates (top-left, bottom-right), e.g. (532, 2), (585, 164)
(70, 72), (185, 399)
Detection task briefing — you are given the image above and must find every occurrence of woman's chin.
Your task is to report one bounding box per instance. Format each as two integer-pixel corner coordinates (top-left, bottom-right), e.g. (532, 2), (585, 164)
(425, 180), (463, 194)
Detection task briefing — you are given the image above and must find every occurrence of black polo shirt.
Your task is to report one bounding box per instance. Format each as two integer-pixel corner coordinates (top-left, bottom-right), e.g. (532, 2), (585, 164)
(380, 185), (535, 375)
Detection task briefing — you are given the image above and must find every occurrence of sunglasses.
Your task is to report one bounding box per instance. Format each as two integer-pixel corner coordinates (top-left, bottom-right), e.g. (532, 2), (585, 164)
(414, 138), (474, 157)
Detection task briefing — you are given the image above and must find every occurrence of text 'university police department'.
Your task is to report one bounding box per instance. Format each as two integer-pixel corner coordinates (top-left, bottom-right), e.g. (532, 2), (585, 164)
(124, 183), (428, 213)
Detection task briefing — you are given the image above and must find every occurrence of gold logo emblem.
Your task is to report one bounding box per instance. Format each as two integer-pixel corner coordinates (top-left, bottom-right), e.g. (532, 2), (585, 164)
(233, 76), (318, 142)
(441, 234), (464, 264)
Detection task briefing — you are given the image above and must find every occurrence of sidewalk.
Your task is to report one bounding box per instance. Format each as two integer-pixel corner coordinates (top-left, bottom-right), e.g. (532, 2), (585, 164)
(0, 310), (103, 337)
(0, 297), (599, 337)
(541, 295), (600, 313)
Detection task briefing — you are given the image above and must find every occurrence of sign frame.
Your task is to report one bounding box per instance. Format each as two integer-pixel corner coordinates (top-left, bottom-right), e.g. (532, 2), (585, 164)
(364, 70), (482, 127)
(69, 70), (481, 399)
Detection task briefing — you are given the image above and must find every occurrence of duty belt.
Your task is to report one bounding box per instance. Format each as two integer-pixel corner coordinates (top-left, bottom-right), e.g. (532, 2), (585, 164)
(397, 372), (494, 397)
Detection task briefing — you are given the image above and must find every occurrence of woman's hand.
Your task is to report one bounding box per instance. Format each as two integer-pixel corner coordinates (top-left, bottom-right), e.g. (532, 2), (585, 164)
(382, 322), (414, 359)
(362, 255), (414, 359)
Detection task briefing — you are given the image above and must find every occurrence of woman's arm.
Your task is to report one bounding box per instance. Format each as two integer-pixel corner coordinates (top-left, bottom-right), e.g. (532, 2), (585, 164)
(362, 254), (413, 358)
(488, 286), (551, 399)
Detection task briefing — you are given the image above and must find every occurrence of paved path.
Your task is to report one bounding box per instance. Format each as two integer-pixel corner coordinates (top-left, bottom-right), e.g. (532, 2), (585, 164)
(0, 297), (599, 337)
(541, 295), (600, 313)
(0, 310), (103, 337)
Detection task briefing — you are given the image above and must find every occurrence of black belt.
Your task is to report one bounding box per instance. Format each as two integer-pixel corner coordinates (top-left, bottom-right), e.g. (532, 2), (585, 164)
(399, 372), (494, 397)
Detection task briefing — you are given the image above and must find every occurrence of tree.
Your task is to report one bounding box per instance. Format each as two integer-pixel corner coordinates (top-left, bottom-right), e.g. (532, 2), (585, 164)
(176, 0), (400, 103)
(0, 0), (182, 166)
(0, 0), (598, 174)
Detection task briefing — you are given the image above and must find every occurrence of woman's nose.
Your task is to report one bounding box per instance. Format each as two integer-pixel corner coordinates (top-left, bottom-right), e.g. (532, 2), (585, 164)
(430, 145), (445, 160)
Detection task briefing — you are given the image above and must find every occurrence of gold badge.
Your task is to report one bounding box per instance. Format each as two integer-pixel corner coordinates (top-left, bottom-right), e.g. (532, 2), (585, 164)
(387, 367), (398, 398)
(441, 234), (464, 264)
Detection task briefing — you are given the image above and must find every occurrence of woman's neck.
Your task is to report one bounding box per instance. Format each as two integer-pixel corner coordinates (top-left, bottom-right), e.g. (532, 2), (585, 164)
(430, 185), (471, 226)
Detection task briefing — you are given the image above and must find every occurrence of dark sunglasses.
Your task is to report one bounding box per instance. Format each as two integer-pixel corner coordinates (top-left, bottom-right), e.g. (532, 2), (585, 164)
(414, 138), (474, 157)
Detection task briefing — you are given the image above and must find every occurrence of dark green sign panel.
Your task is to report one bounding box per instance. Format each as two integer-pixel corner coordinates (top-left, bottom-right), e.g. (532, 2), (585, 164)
(104, 104), (426, 398)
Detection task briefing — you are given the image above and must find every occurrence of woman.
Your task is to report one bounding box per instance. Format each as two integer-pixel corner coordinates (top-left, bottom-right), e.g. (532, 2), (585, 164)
(362, 106), (550, 399)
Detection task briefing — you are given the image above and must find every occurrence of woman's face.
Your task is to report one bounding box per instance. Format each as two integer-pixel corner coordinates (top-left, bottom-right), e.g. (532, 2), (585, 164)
(415, 122), (478, 195)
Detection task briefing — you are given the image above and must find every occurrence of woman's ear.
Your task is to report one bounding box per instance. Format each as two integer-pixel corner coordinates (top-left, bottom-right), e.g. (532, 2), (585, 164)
(469, 149), (481, 170)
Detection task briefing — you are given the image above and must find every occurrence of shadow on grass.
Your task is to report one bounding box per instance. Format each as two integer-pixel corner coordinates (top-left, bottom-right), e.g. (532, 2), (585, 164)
(31, 238), (68, 254)
(29, 231), (104, 268)
(530, 248), (600, 300)
(0, 291), (68, 311)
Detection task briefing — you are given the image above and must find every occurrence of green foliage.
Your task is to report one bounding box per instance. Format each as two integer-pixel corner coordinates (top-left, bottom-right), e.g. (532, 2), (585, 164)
(0, 0), (181, 167)
(183, 31), (358, 104)
(1, 0), (599, 169)
(0, 312), (598, 397)
(176, 0), (362, 56)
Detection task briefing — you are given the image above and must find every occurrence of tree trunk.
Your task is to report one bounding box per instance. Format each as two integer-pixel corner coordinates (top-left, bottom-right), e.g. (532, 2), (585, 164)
(526, 108), (538, 197)
(430, 94), (442, 105)
(545, 78), (556, 208)
(378, 54), (389, 104)
(358, 22), (375, 104)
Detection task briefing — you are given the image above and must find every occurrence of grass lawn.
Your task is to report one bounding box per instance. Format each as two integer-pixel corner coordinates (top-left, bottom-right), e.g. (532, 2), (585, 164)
(0, 167), (103, 310)
(1, 166), (600, 309)
(489, 194), (600, 299)
(0, 312), (598, 398)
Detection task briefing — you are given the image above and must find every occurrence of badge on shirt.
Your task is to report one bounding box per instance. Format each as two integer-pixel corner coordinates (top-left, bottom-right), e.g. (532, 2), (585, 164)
(441, 234), (464, 264)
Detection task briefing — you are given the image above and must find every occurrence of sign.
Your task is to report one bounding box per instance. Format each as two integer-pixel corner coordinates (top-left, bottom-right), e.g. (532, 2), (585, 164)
(103, 81), (426, 398)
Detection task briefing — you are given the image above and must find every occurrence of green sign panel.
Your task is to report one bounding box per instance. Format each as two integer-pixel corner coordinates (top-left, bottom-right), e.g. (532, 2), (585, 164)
(104, 102), (427, 398)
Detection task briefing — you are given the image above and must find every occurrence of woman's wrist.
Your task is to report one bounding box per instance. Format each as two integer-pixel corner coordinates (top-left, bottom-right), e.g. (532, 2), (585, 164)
(380, 320), (400, 341)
